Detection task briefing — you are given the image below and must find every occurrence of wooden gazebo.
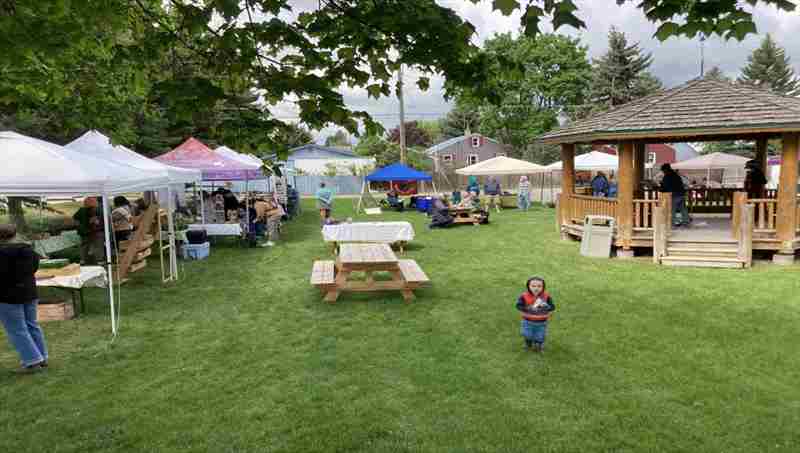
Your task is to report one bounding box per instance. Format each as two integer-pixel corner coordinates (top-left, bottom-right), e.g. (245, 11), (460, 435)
(539, 78), (800, 268)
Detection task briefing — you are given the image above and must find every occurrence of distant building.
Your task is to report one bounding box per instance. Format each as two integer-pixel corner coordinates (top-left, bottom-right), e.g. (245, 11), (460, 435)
(594, 143), (699, 168)
(280, 144), (375, 175)
(426, 133), (510, 172)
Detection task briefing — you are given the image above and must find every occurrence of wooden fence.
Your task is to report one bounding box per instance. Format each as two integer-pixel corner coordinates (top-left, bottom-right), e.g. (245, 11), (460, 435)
(568, 195), (618, 224)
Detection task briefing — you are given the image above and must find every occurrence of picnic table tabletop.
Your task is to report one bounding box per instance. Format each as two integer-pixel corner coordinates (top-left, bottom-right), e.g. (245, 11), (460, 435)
(337, 243), (398, 266)
(322, 221), (414, 243)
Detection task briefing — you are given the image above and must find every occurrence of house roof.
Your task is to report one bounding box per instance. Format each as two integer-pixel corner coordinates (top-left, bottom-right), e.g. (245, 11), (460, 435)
(287, 144), (359, 159)
(538, 78), (800, 144)
(425, 134), (500, 155)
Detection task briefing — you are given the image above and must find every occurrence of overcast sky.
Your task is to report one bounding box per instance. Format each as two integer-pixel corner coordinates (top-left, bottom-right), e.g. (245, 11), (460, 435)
(271, 0), (800, 143)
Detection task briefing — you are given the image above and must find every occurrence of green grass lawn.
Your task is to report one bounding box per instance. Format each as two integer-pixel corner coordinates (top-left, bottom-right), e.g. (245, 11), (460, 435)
(2, 200), (799, 452)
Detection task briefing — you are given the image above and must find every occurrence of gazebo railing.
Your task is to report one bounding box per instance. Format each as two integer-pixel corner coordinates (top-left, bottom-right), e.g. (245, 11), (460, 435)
(633, 199), (658, 231)
(748, 198), (778, 233)
(569, 195), (618, 224)
(640, 188), (738, 213)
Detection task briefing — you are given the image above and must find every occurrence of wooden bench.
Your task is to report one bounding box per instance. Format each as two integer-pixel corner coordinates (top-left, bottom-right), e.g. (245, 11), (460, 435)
(310, 260), (336, 293)
(397, 259), (430, 287)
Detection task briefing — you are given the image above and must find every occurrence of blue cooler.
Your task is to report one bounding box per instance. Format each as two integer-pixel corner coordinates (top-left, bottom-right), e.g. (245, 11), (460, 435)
(416, 197), (431, 213)
(181, 242), (210, 260)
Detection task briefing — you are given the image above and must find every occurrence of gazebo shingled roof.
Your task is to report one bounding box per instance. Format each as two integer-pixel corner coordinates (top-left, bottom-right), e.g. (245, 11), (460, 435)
(539, 78), (800, 144)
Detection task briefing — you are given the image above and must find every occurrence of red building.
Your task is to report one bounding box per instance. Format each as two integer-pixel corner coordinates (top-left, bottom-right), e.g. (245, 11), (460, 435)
(593, 143), (699, 167)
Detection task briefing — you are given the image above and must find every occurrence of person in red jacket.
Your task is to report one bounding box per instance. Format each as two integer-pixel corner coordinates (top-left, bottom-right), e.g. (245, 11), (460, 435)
(516, 276), (555, 352)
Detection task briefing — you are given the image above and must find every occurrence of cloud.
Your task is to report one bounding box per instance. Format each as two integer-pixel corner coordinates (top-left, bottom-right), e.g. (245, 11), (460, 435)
(273, 0), (800, 143)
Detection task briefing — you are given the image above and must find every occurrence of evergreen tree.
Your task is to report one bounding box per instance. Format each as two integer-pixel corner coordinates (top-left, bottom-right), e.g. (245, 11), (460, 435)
(578, 28), (662, 117)
(738, 34), (799, 95)
(704, 66), (730, 82)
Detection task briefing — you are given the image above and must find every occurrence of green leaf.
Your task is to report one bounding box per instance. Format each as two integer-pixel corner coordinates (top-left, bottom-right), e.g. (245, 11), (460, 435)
(552, 11), (585, 31)
(366, 84), (382, 99)
(492, 0), (519, 16)
(417, 76), (430, 91)
(522, 6), (544, 37)
(732, 21), (757, 41)
(654, 22), (680, 41)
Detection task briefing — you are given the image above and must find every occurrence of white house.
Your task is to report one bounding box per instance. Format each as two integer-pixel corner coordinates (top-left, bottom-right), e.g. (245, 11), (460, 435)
(282, 144), (375, 175)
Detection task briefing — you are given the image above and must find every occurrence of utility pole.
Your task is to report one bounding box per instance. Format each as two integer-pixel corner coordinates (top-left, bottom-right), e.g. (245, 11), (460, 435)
(700, 33), (706, 78)
(398, 64), (406, 164)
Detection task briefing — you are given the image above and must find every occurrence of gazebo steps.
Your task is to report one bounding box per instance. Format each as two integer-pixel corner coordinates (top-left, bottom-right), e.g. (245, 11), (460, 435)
(666, 247), (739, 258)
(660, 255), (746, 269)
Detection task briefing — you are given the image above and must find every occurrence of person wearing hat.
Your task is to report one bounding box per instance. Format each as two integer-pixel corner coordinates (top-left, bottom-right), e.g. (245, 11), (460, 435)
(0, 224), (48, 373)
(659, 163), (690, 227)
(744, 160), (767, 199)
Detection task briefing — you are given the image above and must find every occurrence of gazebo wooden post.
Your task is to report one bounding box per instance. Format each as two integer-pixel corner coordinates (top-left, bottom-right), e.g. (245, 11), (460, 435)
(634, 143), (646, 193)
(559, 143), (575, 234)
(774, 133), (799, 264)
(755, 137), (768, 173)
(617, 141), (635, 258)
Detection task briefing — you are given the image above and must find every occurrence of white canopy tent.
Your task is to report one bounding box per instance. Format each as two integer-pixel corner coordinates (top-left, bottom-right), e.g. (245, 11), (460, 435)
(0, 131), (168, 335)
(545, 151), (619, 171)
(670, 152), (750, 170)
(456, 156), (547, 175)
(670, 152), (751, 185)
(215, 146), (263, 168)
(66, 130), (203, 282)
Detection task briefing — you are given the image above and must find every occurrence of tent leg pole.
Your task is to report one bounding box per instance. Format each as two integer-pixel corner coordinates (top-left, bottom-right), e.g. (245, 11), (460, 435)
(167, 186), (177, 281)
(101, 194), (117, 335)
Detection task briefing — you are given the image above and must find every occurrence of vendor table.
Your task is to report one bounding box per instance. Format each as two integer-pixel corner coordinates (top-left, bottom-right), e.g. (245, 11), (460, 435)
(311, 243), (429, 303)
(36, 265), (107, 315)
(188, 223), (242, 237)
(322, 221), (414, 253)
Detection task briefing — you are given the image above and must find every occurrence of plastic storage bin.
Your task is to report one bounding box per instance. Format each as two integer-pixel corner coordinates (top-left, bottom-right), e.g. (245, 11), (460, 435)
(181, 241), (210, 260)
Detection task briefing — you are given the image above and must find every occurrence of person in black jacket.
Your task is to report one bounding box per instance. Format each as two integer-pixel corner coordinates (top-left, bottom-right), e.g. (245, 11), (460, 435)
(0, 224), (48, 373)
(659, 163), (690, 227)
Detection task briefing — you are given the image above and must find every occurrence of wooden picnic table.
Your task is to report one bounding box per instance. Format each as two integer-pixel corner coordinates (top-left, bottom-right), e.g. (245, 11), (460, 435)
(310, 243), (429, 303)
(449, 207), (482, 225)
(322, 221), (414, 254)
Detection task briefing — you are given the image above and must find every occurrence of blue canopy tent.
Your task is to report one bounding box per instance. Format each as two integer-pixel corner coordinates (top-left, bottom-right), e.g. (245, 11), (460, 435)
(358, 163), (435, 214)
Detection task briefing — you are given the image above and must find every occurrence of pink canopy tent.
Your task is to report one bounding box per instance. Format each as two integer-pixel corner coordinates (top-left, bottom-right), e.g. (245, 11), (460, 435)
(155, 137), (262, 181)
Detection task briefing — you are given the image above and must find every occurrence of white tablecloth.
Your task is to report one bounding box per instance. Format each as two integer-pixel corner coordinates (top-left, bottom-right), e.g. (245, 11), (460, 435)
(36, 266), (107, 290)
(322, 221), (415, 244)
(188, 223), (242, 237)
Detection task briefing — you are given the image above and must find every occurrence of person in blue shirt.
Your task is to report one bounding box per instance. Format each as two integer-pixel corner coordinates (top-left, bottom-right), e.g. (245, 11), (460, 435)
(591, 172), (610, 197)
(466, 176), (480, 196)
(315, 182), (334, 225)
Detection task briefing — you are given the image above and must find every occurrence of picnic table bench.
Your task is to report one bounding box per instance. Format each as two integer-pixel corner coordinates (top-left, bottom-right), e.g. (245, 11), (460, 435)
(310, 243), (429, 303)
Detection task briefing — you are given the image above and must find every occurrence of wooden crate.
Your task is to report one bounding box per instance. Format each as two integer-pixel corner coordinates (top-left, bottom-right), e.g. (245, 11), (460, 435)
(37, 298), (75, 322)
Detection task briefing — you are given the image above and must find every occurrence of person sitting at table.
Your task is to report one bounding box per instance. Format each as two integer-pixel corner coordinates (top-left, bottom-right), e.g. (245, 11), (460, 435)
(386, 188), (405, 211)
(428, 197), (454, 229)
